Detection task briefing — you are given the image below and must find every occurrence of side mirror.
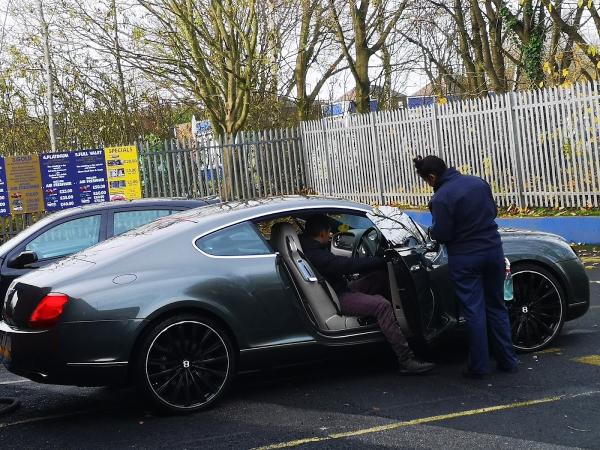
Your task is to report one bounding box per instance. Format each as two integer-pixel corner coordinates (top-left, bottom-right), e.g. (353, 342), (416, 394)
(8, 251), (39, 269)
(425, 241), (440, 253)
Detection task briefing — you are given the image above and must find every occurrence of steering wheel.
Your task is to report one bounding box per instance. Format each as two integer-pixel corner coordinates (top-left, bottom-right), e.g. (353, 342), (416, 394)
(352, 227), (383, 258)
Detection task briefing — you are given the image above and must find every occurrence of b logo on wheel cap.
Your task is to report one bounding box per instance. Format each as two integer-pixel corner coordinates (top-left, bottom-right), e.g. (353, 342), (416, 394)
(183, 360), (190, 368)
(522, 306), (529, 314)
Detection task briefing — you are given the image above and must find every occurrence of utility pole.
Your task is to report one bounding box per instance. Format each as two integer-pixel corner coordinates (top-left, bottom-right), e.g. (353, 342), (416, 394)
(36, 0), (57, 151)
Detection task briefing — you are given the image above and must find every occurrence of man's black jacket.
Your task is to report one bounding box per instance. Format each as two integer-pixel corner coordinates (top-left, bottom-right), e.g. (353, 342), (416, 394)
(429, 167), (501, 256)
(300, 236), (385, 294)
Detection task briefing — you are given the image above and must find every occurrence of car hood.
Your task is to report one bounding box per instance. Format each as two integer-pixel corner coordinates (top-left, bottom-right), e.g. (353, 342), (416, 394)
(499, 228), (568, 243)
(499, 227), (578, 262)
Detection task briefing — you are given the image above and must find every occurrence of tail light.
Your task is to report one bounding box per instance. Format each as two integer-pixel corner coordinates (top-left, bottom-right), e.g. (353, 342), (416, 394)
(29, 293), (69, 329)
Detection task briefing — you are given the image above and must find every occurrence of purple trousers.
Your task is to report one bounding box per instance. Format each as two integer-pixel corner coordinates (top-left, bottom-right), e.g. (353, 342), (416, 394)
(339, 270), (411, 360)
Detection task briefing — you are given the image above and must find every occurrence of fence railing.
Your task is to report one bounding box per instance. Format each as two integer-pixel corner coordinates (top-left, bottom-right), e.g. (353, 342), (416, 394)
(3, 83), (600, 242)
(302, 82), (600, 208)
(138, 127), (307, 202)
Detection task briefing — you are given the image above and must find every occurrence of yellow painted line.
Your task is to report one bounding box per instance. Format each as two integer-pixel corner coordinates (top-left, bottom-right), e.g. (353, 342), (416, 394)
(253, 390), (600, 450)
(535, 347), (562, 354)
(572, 355), (600, 366)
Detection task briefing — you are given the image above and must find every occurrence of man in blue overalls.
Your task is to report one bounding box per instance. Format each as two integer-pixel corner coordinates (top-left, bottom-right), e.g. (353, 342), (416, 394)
(414, 155), (518, 378)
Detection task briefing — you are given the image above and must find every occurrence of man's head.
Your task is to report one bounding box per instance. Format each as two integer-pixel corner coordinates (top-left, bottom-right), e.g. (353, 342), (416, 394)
(413, 155), (448, 187)
(304, 214), (331, 244)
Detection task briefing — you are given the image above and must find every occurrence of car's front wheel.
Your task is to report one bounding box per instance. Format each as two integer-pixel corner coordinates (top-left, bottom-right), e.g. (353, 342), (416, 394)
(135, 314), (235, 414)
(509, 263), (566, 352)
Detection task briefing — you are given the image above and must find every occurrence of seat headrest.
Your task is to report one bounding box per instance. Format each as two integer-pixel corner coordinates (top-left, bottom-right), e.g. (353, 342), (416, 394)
(270, 222), (303, 254)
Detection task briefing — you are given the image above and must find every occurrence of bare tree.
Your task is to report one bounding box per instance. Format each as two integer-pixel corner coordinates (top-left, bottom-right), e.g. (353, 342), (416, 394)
(131, 0), (259, 138)
(541, 0), (600, 69)
(327, 0), (409, 113)
(292, 0), (346, 120)
(36, 0), (57, 151)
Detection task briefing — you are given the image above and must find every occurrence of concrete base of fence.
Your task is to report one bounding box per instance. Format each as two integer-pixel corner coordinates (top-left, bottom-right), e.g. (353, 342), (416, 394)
(405, 211), (600, 245)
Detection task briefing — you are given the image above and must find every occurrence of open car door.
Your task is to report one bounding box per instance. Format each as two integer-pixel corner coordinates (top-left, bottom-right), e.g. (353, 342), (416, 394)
(367, 207), (459, 344)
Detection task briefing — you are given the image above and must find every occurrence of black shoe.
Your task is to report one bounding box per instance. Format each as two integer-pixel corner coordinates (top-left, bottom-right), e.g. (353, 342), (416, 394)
(462, 368), (486, 380)
(398, 358), (435, 375)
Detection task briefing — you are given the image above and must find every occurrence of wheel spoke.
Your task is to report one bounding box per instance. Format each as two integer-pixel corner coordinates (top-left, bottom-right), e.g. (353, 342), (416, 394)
(529, 314), (553, 335)
(148, 357), (179, 366)
(149, 366), (179, 379)
(197, 355), (227, 365)
(183, 371), (192, 405)
(156, 370), (180, 394)
(202, 341), (223, 357)
(193, 365), (226, 377)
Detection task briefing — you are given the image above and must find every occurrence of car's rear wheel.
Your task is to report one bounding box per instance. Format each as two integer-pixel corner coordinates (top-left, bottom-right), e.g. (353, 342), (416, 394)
(509, 263), (565, 352)
(135, 314), (235, 413)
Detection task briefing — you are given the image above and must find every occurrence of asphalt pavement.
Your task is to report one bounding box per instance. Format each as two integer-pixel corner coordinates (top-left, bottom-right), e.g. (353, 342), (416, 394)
(0, 269), (599, 449)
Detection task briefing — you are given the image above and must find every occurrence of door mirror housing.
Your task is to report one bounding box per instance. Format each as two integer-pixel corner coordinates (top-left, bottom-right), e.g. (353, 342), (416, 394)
(8, 250), (39, 269)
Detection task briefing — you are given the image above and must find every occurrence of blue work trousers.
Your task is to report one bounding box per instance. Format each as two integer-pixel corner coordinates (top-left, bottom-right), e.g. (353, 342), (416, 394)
(448, 247), (518, 374)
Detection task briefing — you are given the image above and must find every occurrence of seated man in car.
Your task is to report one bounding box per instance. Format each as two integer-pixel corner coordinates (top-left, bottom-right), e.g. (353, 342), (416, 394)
(300, 214), (435, 375)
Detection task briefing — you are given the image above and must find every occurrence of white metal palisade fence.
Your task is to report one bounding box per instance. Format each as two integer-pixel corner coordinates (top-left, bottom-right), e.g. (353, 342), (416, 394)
(302, 82), (600, 208)
(138, 127), (306, 201)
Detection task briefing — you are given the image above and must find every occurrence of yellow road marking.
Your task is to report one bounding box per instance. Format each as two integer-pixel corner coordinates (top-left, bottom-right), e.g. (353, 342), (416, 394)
(535, 347), (562, 354)
(253, 390), (600, 450)
(572, 355), (600, 366)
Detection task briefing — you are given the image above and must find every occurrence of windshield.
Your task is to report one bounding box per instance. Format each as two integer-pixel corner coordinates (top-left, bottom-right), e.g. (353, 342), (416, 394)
(367, 205), (426, 247)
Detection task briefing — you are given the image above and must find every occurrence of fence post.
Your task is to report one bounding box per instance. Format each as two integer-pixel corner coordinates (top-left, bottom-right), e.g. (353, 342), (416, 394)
(431, 102), (444, 158)
(321, 119), (334, 196)
(507, 92), (526, 208)
(369, 113), (385, 205)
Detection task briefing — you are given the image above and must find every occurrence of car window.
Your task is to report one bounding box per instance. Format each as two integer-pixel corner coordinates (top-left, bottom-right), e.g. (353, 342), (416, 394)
(196, 222), (271, 257)
(113, 209), (173, 236)
(329, 213), (374, 232)
(25, 215), (102, 260)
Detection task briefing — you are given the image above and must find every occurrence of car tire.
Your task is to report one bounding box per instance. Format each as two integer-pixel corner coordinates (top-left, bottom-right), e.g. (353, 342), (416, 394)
(134, 314), (236, 414)
(509, 263), (566, 353)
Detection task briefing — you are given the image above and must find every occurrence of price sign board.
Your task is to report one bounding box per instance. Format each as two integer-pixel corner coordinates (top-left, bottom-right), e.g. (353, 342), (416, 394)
(104, 145), (142, 200)
(5, 154), (44, 215)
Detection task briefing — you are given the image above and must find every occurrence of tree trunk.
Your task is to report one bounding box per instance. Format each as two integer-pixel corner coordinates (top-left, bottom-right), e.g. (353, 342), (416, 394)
(37, 0), (57, 151)
(353, 4), (370, 114)
(111, 0), (130, 143)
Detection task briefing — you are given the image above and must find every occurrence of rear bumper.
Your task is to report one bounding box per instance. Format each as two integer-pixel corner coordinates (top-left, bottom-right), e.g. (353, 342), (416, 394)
(0, 319), (143, 386)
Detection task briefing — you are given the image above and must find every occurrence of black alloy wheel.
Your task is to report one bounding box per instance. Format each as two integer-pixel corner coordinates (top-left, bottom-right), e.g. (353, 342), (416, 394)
(136, 315), (235, 413)
(509, 264), (565, 352)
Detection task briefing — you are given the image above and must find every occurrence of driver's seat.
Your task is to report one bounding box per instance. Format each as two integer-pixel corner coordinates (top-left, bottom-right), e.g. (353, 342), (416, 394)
(270, 223), (361, 331)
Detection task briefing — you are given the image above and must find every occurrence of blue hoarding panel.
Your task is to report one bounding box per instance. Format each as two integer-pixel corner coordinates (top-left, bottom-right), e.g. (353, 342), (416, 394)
(0, 158), (8, 217)
(40, 152), (77, 211)
(40, 149), (109, 211)
(74, 149), (109, 205)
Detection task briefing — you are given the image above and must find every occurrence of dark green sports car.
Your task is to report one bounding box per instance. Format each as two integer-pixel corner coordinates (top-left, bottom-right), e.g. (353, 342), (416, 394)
(0, 197), (590, 413)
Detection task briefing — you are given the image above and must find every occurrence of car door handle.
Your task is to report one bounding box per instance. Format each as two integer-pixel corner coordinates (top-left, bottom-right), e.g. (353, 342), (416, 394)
(410, 264), (421, 272)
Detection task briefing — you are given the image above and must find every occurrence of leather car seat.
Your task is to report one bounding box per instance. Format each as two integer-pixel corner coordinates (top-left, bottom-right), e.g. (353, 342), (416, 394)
(269, 222), (361, 331)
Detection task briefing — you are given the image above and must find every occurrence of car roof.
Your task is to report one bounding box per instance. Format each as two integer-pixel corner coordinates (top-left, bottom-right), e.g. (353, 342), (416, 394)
(0, 197), (220, 257)
(166, 196), (372, 236)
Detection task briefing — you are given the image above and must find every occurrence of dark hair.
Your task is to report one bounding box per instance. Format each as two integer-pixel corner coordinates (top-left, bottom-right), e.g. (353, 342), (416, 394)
(413, 155), (447, 178)
(304, 214), (331, 237)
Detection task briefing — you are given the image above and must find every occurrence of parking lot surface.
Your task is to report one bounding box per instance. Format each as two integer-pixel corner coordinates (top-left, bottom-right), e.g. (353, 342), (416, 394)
(0, 269), (599, 449)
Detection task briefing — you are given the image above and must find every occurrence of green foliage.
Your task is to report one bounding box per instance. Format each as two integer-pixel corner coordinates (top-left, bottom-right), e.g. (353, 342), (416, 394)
(523, 30), (546, 86)
(500, 2), (546, 88)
